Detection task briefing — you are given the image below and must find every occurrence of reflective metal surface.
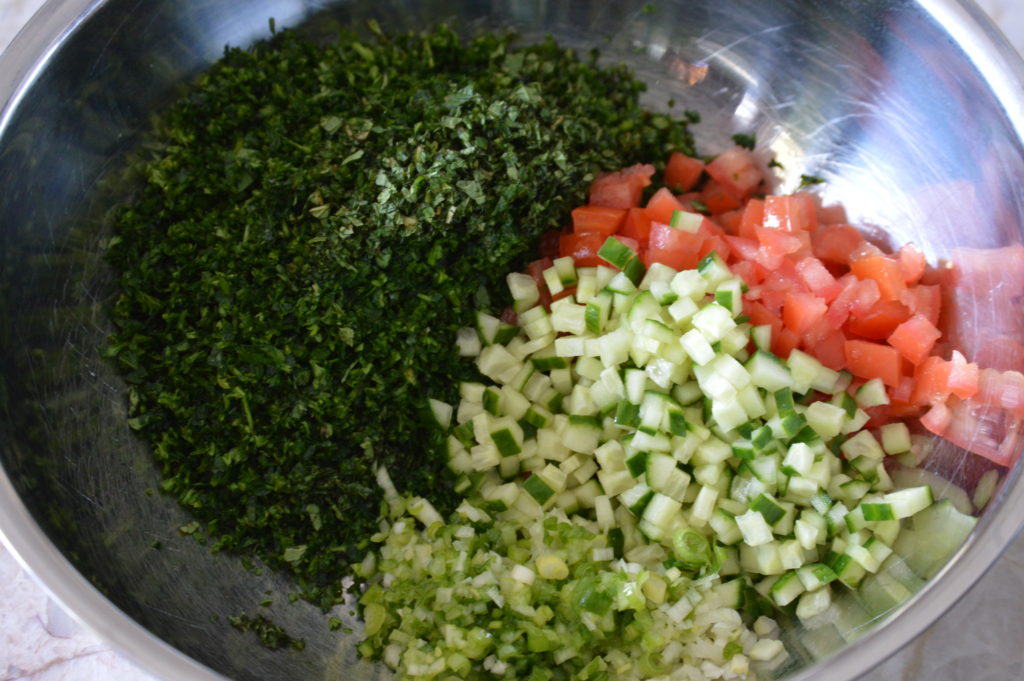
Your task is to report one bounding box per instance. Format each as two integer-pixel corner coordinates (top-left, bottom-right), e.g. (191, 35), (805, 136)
(1, 1), (1022, 680)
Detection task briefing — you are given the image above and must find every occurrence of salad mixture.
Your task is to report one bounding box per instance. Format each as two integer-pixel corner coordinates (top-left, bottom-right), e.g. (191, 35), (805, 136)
(102, 19), (1020, 681)
(353, 147), (1014, 680)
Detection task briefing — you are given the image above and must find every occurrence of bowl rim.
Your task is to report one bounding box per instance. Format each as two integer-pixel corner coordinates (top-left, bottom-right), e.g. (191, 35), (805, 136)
(1, 1), (1023, 680)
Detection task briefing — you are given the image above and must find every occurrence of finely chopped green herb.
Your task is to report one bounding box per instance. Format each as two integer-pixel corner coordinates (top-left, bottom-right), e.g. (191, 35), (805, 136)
(105, 23), (695, 608)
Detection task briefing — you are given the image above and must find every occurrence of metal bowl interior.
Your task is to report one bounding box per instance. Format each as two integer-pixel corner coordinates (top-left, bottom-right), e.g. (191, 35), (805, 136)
(1, 1), (1023, 680)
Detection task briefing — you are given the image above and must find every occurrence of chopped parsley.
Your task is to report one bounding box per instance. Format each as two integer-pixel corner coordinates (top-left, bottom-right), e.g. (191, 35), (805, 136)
(730, 132), (757, 150)
(104, 24), (695, 608)
(799, 173), (826, 188)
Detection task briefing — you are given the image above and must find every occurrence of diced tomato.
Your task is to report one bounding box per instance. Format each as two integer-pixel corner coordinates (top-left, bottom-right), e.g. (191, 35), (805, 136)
(762, 194), (818, 233)
(500, 306), (518, 325)
(900, 285), (941, 327)
(663, 152), (705, 193)
(847, 279), (882, 318)
(745, 299), (784, 338)
(755, 226), (803, 258)
(588, 163), (655, 209)
(812, 329), (848, 371)
(909, 356), (952, 405)
(772, 327), (801, 359)
(897, 243), (926, 285)
(699, 179), (743, 214)
(645, 247), (701, 272)
(783, 291), (827, 335)
(738, 198), (765, 239)
(847, 299), (911, 340)
(571, 205), (626, 235)
(645, 187), (687, 224)
(800, 317), (834, 347)
(619, 207), (653, 246)
(648, 220), (705, 253)
(864, 404), (895, 428)
(817, 203), (848, 225)
(920, 401), (953, 437)
(811, 224), (865, 264)
(723, 235), (761, 263)
(699, 235), (732, 263)
(730, 259), (766, 288)
(795, 257), (842, 302)
(849, 250), (906, 302)
(551, 286), (577, 303)
(947, 350), (979, 399)
(887, 314), (941, 364)
(705, 147), (763, 198)
(716, 209), (743, 235)
(844, 339), (902, 387)
(559, 232), (607, 267)
(891, 375), (915, 404)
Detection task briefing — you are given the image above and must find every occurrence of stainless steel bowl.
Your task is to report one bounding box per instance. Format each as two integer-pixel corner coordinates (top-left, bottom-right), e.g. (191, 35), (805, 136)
(2, 1), (1023, 680)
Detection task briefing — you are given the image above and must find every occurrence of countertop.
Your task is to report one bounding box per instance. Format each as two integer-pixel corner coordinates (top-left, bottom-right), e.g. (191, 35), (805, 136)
(2, 1), (1024, 680)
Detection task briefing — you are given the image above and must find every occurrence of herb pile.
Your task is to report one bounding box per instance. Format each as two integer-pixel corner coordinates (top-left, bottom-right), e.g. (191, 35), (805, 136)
(105, 23), (696, 606)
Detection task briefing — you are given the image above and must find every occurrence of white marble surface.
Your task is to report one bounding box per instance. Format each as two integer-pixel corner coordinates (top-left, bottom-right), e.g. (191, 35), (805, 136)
(2, 1), (1024, 681)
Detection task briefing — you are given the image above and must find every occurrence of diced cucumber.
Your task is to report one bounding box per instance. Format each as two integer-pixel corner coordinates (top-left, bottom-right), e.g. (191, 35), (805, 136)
(736, 509), (774, 546)
(770, 570), (806, 606)
(855, 378), (889, 408)
(697, 251), (731, 288)
(894, 499), (977, 579)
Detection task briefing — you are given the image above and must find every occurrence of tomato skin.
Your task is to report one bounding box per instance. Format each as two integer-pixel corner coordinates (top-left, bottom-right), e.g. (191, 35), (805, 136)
(887, 313), (941, 364)
(648, 220), (707, 253)
(571, 205), (627, 235)
(645, 187), (687, 224)
(663, 152), (705, 192)
(705, 147), (763, 197)
(559, 232), (607, 267)
(844, 339), (902, 387)
(589, 163), (655, 209)
(619, 207), (653, 246)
